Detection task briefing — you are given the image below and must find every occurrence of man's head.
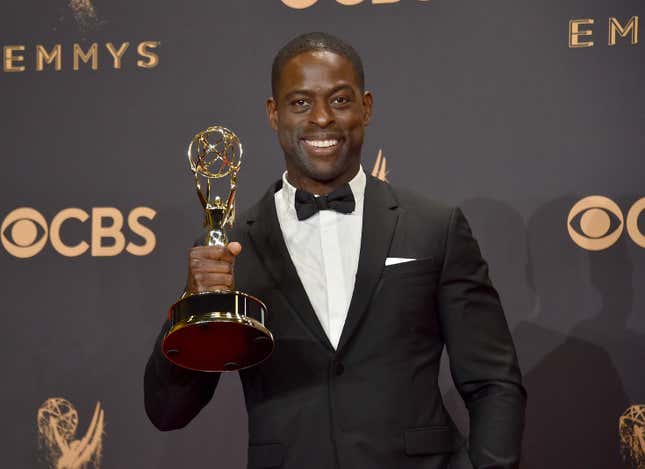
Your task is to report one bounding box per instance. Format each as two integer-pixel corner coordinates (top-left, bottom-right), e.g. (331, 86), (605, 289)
(271, 32), (365, 97)
(267, 32), (372, 195)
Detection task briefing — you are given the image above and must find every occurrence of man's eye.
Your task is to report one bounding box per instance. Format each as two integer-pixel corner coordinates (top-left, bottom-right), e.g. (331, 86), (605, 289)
(332, 96), (350, 105)
(289, 99), (310, 112)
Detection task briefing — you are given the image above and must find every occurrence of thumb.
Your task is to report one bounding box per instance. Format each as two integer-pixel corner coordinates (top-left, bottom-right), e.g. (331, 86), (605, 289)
(227, 241), (242, 256)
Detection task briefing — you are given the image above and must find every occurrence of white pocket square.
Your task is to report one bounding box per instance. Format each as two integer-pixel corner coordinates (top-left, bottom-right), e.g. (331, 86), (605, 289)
(385, 257), (416, 266)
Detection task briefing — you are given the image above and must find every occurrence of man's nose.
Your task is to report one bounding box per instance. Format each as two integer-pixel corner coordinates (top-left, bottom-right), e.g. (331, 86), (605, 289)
(309, 101), (334, 127)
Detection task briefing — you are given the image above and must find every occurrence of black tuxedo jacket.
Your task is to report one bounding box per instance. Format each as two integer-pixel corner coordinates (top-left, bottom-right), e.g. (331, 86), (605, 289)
(145, 176), (526, 469)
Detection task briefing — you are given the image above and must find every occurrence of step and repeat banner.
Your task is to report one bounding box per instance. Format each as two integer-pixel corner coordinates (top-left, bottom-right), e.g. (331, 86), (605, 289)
(1, 0), (643, 468)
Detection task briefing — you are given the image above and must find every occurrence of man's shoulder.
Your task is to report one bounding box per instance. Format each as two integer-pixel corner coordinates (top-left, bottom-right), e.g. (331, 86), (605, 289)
(372, 177), (455, 223)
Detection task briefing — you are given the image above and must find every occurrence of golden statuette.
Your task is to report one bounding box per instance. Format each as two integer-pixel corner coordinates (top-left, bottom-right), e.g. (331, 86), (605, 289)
(162, 126), (275, 372)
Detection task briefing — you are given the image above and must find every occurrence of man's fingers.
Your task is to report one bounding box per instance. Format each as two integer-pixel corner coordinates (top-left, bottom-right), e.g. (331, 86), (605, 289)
(190, 246), (235, 263)
(187, 242), (240, 293)
(190, 243), (242, 263)
(189, 259), (232, 274)
(192, 272), (234, 291)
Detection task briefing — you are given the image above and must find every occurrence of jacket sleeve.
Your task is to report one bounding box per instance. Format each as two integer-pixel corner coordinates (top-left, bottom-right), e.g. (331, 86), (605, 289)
(144, 319), (220, 431)
(437, 207), (527, 468)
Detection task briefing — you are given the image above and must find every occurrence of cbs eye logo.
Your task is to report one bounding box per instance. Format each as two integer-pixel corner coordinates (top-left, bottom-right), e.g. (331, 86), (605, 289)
(1, 207), (156, 258)
(1, 208), (48, 258)
(567, 196), (645, 251)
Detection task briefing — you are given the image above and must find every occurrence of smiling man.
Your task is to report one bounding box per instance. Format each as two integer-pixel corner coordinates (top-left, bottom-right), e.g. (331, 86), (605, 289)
(267, 44), (371, 197)
(145, 32), (526, 469)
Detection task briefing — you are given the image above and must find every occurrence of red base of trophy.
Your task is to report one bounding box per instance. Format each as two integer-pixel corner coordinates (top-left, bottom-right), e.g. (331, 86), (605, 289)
(162, 291), (274, 372)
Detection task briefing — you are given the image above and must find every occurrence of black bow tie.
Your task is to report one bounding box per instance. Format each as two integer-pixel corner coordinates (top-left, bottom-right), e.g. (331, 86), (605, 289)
(294, 183), (356, 221)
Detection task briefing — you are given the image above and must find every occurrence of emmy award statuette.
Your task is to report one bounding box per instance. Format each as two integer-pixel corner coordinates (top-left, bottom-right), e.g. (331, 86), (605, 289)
(162, 126), (275, 372)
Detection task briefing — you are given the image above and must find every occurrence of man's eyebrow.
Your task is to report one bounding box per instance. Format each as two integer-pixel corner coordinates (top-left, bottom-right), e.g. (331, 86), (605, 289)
(283, 84), (357, 100)
(284, 89), (310, 99)
(329, 84), (356, 95)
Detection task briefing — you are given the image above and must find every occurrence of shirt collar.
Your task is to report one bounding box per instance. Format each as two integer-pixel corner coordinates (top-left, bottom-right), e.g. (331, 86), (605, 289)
(280, 165), (366, 214)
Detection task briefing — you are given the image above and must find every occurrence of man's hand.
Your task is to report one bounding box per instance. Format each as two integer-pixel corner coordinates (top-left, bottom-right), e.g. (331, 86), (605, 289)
(186, 242), (242, 293)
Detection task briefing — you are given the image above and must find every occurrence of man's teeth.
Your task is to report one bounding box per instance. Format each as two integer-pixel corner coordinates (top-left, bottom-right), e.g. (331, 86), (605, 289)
(306, 139), (339, 148)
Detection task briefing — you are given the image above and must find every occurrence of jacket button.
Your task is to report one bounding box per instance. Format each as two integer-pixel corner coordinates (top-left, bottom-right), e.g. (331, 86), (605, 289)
(335, 362), (345, 376)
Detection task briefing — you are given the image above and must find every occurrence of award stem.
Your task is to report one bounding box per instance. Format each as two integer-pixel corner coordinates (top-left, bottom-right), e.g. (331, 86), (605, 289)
(203, 207), (228, 247)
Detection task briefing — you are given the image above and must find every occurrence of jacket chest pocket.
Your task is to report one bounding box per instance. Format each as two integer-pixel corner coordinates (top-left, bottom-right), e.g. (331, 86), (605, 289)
(376, 258), (441, 332)
(380, 257), (440, 300)
(382, 257), (439, 278)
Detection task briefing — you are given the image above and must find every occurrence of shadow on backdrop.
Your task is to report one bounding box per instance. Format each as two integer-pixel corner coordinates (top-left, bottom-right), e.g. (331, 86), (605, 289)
(517, 197), (628, 469)
(569, 196), (644, 401)
(441, 197), (630, 469)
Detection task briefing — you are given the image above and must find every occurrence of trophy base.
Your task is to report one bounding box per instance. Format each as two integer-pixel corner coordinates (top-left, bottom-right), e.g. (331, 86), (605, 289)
(162, 291), (274, 372)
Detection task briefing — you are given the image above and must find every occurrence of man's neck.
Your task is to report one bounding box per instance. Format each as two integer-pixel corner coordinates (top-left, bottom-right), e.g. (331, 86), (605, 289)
(285, 164), (361, 196)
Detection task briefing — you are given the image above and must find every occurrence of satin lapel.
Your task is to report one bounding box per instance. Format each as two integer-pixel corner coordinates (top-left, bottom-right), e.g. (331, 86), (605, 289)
(336, 176), (399, 355)
(246, 183), (334, 352)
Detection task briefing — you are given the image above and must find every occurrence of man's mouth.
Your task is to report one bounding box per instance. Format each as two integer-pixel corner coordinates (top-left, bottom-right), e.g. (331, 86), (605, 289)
(301, 135), (343, 158)
(304, 139), (339, 148)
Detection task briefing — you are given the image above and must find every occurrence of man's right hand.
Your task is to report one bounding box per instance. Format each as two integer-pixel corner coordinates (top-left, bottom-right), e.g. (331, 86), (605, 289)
(186, 242), (242, 293)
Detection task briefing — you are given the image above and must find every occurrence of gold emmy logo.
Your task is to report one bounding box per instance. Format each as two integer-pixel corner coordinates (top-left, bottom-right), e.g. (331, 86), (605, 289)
(37, 398), (104, 469)
(620, 405), (645, 469)
(0, 206), (157, 258)
(371, 149), (389, 182)
(281, 0), (430, 10)
(2, 41), (160, 73)
(569, 16), (639, 48)
(2, 0), (160, 73)
(567, 196), (645, 250)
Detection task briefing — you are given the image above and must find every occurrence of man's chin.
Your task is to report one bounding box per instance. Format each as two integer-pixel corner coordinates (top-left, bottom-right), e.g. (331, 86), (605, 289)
(288, 150), (357, 186)
(304, 160), (349, 182)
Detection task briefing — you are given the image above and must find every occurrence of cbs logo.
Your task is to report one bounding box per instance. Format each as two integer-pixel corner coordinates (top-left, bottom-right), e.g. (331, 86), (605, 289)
(282, 0), (429, 9)
(1, 207), (156, 258)
(567, 196), (644, 251)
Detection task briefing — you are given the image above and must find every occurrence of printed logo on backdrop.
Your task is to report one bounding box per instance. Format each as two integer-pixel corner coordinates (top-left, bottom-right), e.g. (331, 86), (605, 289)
(2, 0), (160, 73)
(0, 207), (156, 258)
(37, 398), (104, 469)
(620, 405), (645, 469)
(2, 41), (160, 73)
(569, 16), (639, 48)
(567, 196), (645, 251)
(282, 0), (430, 10)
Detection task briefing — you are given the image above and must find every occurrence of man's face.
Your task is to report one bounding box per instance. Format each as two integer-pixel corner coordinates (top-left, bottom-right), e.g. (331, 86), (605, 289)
(267, 50), (372, 191)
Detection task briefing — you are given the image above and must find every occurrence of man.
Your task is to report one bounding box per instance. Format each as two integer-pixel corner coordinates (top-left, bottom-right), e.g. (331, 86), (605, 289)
(145, 32), (526, 469)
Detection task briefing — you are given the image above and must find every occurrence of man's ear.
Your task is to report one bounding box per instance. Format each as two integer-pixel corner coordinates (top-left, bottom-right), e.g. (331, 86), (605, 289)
(266, 98), (278, 131)
(362, 91), (373, 126)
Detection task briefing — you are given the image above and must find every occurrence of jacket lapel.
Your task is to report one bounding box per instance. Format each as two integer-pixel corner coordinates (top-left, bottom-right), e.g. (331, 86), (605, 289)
(336, 176), (399, 355)
(246, 182), (335, 352)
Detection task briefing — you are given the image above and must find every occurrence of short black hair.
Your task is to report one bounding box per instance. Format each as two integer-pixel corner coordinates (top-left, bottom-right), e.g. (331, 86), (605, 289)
(271, 32), (365, 97)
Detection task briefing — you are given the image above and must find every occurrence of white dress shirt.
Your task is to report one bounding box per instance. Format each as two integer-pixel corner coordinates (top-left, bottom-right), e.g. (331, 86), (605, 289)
(274, 167), (366, 349)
